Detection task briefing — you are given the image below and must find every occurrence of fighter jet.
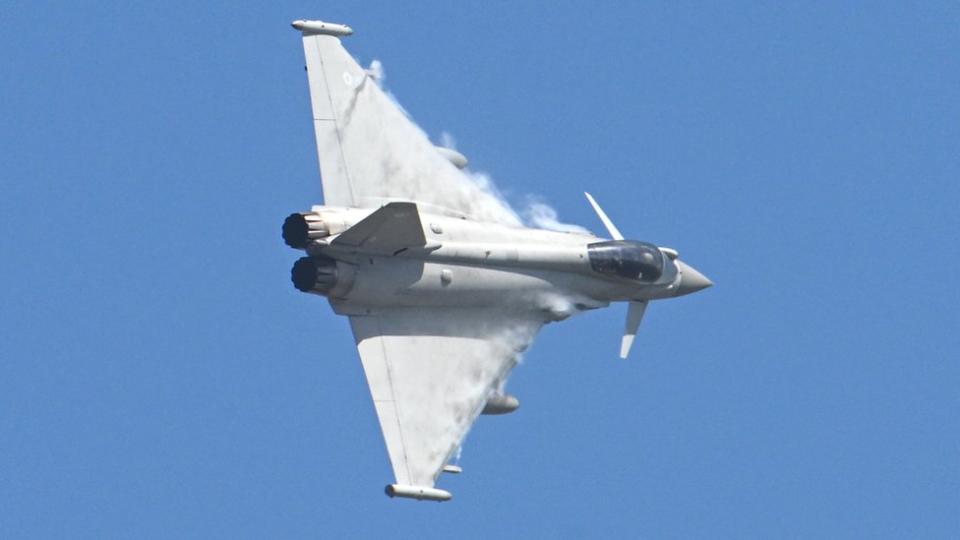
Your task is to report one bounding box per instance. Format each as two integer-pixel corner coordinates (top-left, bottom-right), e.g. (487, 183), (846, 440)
(284, 19), (711, 502)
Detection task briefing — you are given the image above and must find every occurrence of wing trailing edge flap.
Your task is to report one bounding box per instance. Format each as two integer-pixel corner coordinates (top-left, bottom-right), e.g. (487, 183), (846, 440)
(331, 202), (426, 255)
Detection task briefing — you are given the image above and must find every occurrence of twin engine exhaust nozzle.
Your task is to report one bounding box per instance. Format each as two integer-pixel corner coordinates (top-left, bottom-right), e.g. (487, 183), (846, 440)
(284, 212), (339, 295)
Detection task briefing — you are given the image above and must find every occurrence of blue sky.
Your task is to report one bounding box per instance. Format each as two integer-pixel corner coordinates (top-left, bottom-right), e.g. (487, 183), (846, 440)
(2, 2), (958, 538)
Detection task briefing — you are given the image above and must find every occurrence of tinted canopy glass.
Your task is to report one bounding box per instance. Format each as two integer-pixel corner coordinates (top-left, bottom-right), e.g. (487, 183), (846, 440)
(587, 240), (664, 281)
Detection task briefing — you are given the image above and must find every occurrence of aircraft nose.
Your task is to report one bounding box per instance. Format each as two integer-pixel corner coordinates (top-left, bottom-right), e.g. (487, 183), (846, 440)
(675, 260), (713, 296)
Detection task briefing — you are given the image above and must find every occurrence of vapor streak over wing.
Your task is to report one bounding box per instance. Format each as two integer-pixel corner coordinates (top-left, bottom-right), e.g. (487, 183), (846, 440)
(300, 33), (522, 224)
(349, 309), (543, 486)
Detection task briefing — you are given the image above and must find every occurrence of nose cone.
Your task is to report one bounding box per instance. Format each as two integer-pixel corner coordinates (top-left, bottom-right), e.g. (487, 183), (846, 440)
(675, 260), (713, 296)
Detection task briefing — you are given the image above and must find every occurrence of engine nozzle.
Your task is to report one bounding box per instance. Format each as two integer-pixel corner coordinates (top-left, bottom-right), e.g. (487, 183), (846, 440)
(282, 212), (330, 249)
(291, 256), (338, 295)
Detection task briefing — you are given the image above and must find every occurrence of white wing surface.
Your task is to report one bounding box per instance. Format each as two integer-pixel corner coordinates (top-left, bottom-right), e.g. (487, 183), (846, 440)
(299, 32), (521, 225)
(349, 308), (543, 488)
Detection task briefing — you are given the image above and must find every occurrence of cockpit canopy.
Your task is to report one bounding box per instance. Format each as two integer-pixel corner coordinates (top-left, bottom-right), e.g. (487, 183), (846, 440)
(587, 240), (665, 281)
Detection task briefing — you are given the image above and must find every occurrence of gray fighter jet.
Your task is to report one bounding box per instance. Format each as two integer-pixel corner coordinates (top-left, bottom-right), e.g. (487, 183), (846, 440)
(284, 19), (711, 502)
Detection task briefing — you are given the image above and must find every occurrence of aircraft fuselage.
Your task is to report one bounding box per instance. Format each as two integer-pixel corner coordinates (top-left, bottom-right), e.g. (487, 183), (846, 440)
(287, 205), (702, 319)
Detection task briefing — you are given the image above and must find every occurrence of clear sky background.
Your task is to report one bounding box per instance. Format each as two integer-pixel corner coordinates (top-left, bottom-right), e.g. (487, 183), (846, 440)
(2, 2), (958, 538)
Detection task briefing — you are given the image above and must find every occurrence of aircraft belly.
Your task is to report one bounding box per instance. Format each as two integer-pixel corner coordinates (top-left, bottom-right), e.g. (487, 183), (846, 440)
(335, 259), (602, 310)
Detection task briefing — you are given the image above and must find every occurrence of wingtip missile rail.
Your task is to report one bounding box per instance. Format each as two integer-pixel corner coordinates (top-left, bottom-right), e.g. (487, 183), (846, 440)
(385, 484), (453, 502)
(291, 19), (353, 37)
